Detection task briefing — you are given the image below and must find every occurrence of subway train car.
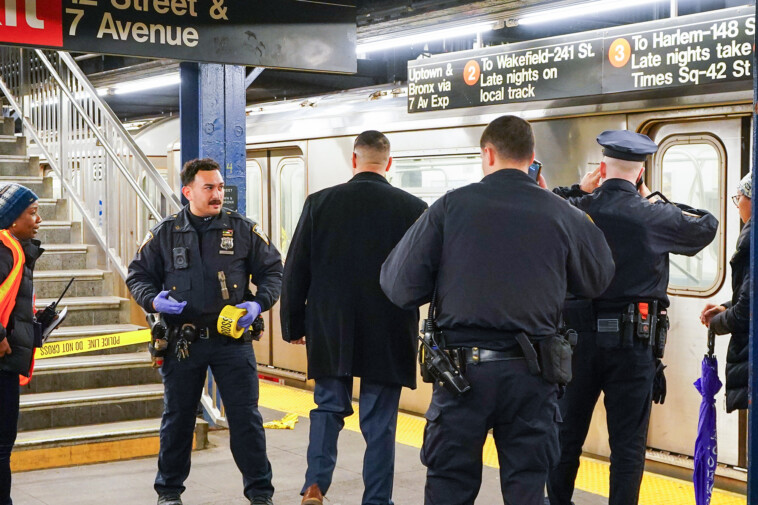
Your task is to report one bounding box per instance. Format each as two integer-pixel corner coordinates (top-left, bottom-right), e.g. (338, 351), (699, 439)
(134, 16), (754, 483)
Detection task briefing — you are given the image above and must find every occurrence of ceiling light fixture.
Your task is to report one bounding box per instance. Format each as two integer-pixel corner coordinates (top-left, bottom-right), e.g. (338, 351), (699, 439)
(519, 0), (665, 26)
(357, 22), (497, 54)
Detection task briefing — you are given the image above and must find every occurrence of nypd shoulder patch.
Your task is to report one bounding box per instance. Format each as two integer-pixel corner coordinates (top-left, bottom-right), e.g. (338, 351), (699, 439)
(252, 223), (270, 245)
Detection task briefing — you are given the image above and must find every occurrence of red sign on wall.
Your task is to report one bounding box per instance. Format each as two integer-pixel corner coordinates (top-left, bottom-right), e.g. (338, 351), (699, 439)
(0, 0), (63, 47)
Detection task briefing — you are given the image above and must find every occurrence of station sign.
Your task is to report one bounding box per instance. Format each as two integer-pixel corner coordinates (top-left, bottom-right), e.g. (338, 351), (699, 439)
(0, 0), (356, 73)
(407, 6), (754, 113)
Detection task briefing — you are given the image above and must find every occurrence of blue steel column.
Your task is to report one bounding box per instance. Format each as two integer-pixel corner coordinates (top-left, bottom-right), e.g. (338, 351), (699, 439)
(179, 62), (247, 214)
(223, 65), (247, 215)
(749, 5), (757, 501)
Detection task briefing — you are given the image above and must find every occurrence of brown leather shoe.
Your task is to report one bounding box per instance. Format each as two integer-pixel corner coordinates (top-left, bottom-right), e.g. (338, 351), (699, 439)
(301, 484), (324, 505)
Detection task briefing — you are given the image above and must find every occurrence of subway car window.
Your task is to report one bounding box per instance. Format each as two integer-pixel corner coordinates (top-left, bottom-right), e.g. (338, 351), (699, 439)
(660, 140), (722, 292)
(246, 159), (263, 225)
(279, 158), (306, 255)
(389, 155), (482, 204)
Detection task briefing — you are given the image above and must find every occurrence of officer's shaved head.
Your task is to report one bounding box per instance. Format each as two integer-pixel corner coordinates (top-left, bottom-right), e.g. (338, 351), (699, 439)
(353, 130), (392, 173)
(603, 156), (644, 173)
(181, 158), (221, 187)
(480, 115), (535, 164)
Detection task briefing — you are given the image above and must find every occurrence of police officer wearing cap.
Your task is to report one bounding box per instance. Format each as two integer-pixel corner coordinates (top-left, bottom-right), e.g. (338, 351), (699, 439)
(546, 131), (719, 505)
(126, 158), (282, 505)
(380, 115), (615, 505)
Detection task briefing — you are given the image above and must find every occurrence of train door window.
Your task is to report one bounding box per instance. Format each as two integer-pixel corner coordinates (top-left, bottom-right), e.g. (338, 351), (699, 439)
(246, 159), (263, 225)
(279, 157), (306, 255)
(659, 136), (724, 294)
(389, 155), (481, 204)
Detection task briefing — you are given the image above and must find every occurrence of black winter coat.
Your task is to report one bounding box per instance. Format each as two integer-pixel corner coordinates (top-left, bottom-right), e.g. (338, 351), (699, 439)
(710, 219), (750, 412)
(0, 237), (42, 376)
(281, 172), (428, 388)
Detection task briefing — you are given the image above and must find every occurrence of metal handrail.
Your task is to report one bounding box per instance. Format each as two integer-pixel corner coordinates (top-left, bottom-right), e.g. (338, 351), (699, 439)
(0, 75), (129, 278)
(0, 48), (181, 279)
(57, 52), (180, 212)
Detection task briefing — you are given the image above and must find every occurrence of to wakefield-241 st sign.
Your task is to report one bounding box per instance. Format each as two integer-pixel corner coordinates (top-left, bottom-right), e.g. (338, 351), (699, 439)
(0, 0), (357, 73)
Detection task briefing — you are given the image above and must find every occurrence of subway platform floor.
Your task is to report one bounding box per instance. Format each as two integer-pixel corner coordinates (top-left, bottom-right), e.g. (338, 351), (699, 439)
(9, 380), (747, 505)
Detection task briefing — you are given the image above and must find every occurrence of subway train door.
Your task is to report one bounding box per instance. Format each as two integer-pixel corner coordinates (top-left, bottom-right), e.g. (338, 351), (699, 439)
(643, 116), (747, 468)
(246, 147), (308, 372)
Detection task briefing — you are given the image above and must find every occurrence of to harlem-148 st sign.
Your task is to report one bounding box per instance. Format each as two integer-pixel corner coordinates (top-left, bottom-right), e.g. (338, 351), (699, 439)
(0, 0), (357, 73)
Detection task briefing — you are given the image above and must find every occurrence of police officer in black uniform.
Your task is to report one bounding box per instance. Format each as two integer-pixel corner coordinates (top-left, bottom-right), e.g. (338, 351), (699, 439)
(546, 131), (719, 505)
(126, 158), (282, 505)
(380, 115), (615, 505)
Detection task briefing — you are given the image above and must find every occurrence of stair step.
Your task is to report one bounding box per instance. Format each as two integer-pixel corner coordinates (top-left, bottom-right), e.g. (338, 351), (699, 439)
(35, 244), (89, 270)
(18, 384), (165, 431)
(11, 419), (209, 472)
(36, 198), (67, 221)
(35, 221), (81, 245)
(35, 296), (126, 326)
(33, 269), (107, 297)
(0, 173), (50, 197)
(23, 352), (159, 394)
(0, 138), (30, 158)
(49, 324), (144, 338)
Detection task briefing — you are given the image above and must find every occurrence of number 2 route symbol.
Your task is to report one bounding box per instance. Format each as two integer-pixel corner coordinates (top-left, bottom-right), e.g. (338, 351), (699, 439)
(464, 60), (481, 86)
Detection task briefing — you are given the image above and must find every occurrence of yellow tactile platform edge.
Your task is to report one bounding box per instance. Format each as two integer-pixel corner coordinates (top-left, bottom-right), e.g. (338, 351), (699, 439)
(258, 381), (747, 505)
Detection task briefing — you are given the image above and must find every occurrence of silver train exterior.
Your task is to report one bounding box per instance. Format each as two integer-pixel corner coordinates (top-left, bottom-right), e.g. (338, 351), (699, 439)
(135, 79), (752, 477)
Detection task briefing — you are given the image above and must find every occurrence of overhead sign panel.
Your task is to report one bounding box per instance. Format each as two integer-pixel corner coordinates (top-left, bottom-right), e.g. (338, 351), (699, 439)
(407, 6), (754, 113)
(0, 0), (357, 73)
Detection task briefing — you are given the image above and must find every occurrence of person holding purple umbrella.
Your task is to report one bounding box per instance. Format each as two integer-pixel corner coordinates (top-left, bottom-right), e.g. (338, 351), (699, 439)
(700, 171), (751, 413)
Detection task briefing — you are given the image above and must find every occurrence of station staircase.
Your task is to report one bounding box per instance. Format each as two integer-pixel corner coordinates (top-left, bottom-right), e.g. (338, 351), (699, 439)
(0, 49), (208, 472)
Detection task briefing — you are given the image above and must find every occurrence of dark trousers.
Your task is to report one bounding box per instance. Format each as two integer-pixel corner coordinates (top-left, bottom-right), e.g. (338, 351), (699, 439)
(155, 337), (273, 500)
(303, 376), (401, 505)
(0, 371), (19, 505)
(422, 359), (560, 505)
(547, 333), (655, 505)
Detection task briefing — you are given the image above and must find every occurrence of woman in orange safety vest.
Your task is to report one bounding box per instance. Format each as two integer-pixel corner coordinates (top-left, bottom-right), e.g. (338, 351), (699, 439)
(0, 183), (42, 505)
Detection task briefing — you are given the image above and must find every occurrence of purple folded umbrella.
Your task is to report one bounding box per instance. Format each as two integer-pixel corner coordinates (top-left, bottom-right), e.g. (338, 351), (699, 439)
(693, 329), (722, 505)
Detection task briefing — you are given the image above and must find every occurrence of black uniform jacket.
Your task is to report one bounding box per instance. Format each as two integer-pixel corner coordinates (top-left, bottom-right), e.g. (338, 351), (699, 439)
(710, 219), (750, 412)
(0, 237), (42, 376)
(554, 180), (718, 307)
(126, 206), (283, 328)
(281, 172), (428, 388)
(380, 169), (615, 351)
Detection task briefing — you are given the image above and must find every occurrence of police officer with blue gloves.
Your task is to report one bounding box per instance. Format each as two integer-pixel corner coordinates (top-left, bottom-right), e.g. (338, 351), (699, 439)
(126, 158), (282, 505)
(546, 131), (719, 505)
(380, 115), (615, 505)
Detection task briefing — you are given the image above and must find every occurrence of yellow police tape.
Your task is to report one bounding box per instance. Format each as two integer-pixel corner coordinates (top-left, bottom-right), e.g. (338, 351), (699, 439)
(36, 329), (152, 360)
(217, 305), (246, 339)
(262, 412), (299, 430)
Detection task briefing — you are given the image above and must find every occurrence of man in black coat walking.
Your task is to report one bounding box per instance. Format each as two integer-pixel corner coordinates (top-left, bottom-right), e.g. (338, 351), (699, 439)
(281, 131), (427, 505)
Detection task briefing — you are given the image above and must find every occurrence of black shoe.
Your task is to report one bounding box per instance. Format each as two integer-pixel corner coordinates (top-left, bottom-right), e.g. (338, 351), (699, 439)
(250, 496), (274, 505)
(157, 493), (182, 505)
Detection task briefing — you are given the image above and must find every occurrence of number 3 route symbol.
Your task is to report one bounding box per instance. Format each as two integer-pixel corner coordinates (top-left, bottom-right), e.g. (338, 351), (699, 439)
(608, 38), (631, 68)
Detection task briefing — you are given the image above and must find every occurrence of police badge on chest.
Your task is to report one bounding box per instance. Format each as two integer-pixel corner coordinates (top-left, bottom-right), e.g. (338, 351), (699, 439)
(220, 229), (234, 255)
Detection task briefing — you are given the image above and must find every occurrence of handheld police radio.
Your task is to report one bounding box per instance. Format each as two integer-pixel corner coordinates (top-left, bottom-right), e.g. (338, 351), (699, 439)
(35, 277), (74, 341)
(418, 288), (471, 396)
(146, 313), (169, 368)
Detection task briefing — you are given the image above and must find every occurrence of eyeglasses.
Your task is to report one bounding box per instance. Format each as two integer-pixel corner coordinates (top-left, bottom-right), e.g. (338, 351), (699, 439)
(732, 194), (742, 207)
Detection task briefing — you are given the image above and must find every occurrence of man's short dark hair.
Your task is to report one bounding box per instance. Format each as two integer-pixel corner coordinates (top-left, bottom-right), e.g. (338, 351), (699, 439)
(181, 158), (221, 186)
(354, 130), (390, 154)
(480, 115), (535, 162)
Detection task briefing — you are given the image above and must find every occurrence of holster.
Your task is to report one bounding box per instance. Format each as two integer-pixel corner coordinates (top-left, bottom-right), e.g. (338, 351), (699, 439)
(653, 311), (669, 359)
(514, 332), (574, 386)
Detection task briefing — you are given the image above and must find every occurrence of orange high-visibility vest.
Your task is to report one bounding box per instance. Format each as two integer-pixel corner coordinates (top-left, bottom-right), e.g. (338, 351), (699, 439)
(0, 230), (35, 385)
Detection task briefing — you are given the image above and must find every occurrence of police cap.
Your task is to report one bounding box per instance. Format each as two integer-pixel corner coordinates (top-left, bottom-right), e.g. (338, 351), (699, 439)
(597, 130), (658, 162)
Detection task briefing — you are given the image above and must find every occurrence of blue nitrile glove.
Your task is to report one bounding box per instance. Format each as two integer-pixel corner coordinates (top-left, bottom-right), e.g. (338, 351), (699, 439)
(236, 301), (261, 329)
(152, 290), (187, 315)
